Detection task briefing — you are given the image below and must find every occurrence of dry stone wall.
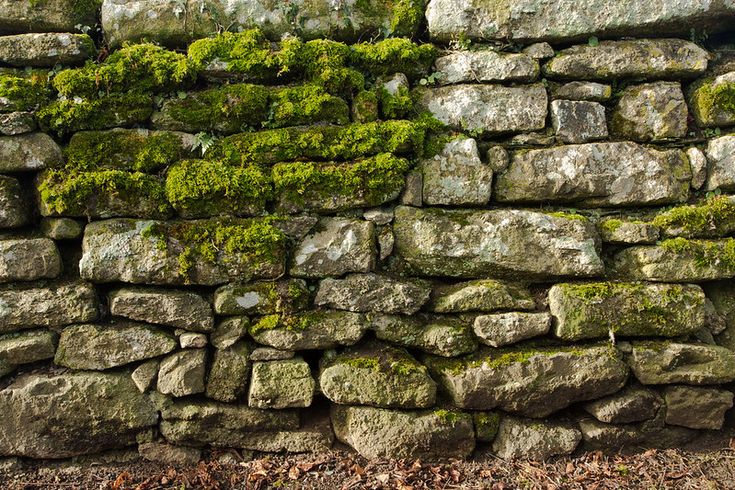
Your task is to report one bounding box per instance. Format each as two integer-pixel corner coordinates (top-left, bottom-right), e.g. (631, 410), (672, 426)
(1, 0), (735, 463)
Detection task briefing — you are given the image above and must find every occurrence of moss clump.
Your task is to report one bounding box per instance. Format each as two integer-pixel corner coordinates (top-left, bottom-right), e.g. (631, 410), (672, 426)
(691, 78), (735, 125)
(474, 412), (501, 441)
(249, 314), (281, 335)
(352, 89), (379, 123)
(433, 409), (462, 426)
(661, 237), (735, 270)
(249, 311), (322, 336)
(652, 195), (735, 238)
(267, 84), (350, 127)
(389, 0), (425, 37)
(379, 84), (413, 119)
(0, 72), (51, 112)
(546, 211), (589, 222)
(351, 37), (436, 78)
(600, 218), (623, 234)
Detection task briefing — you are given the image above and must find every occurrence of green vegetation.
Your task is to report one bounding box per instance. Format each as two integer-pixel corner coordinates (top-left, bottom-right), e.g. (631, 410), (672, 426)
(351, 38), (436, 78)
(691, 78), (735, 124)
(249, 311), (324, 336)
(652, 195), (735, 238)
(379, 84), (413, 119)
(661, 237), (735, 270)
(267, 84), (350, 127)
(433, 409), (462, 426)
(389, 0), (425, 37)
(352, 89), (379, 123)
(0, 72), (51, 112)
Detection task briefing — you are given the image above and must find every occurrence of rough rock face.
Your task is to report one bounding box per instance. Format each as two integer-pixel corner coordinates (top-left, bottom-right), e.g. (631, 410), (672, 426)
(332, 405), (475, 460)
(599, 219), (660, 245)
(0, 0), (98, 34)
(234, 416), (334, 453)
(550, 100), (608, 143)
(0, 176), (28, 228)
(0, 238), (61, 283)
(157, 349), (208, 397)
(109, 287), (214, 332)
(206, 341), (250, 402)
(248, 358), (315, 409)
(584, 385), (663, 424)
(370, 314), (477, 357)
(429, 280), (535, 313)
(393, 206), (603, 279)
(0, 371), (158, 458)
(689, 71), (735, 128)
(421, 137), (493, 206)
(663, 386), (734, 429)
(0, 112), (37, 136)
(704, 135), (735, 192)
(473, 312), (551, 347)
(495, 143), (691, 206)
(250, 311), (368, 350)
(553, 82), (612, 101)
(611, 82), (689, 141)
(214, 280), (309, 316)
(629, 342), (735, 385)
(579, 418), (696, 450)
(492, 417), (581, 460)
(434, 50), (539, 84)
(314, 274), (431, 315)
(0, 133), (63, 172)
(0, 329), (57, 365)
(0, 33), (94, 67)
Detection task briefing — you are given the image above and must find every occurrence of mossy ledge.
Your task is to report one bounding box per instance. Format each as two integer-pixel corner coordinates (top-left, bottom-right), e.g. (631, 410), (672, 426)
(651, 195), (735, 238)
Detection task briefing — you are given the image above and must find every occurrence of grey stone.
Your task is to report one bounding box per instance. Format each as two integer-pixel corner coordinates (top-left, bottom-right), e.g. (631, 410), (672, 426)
(206, 341), (250, 403)
(332, 405), (475, 460)
(315, 273), (431, 315)
(415, 84), (547, 134)
(430, 280), (535, 313)
(0, 176), (28, 228)
(630, 341), (735, 384)
(214, 280), (309, 316)
(0, 329), (57, 365)
(248, 358), (315, 409)
(473, 312), (551, 347)
(553, 82), (612, 101)
(371, 314), (477, 357)
(0, 358), (15, 377)
(495, 142), (691, 206)
(584, 385), (663, 424)
(493, 417), (581, 460)
(399, 169), (422, 206)
(40, 217), (84, 239)
(579, 418), (696, 451)
(290, 217), (375, 278)
(664, 386), (733, 429)
(250, 311), (367, 350)
(109, 287), (213, 332)
(131, 359), (159, 393)
(0, 0), (98, 34)
(363, 208), (393, 225)
(434, 49), (539, 84)
(704, 297), (727, 336)
(236, 414), (334, 453)
(249, 347), (294, 361)
(0, 238), (61, 283)
(210, 317), (249, 349)
(611, 82), (688, 141)
(705, 135), (735, 192)
(421, 137), (492, 206)
(393, 206), (603, 279)
(426, 344), (629, 417)
(157, 349), (207, 397)
(378, 225), (394, 260)
(689, 71), (735, 128)
(486, 146), (509, 173)
(599, 218), (660, 244)
(179, 332), (207, 349)
(0, 133), (62, 172)
(0, 33), (94, 67)
(55, 321), (177, 370)
(523, 42), (554, 60)
(550, 100), (608, 143)
(688, 147), (708, 190)
(139, 442), (201, 466)
(0, 371), (157, 458)
(0, 112), (36, 135)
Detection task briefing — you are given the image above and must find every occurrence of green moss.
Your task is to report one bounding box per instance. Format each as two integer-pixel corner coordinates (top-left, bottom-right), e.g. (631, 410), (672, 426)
(379, 84), (413, 119)
(299, 39), (365, 95)
(545, 211), (589, 222)
(250, 311), (322, 336)
(267, 84), (350, 127)
(0, 72), (51, 112)
(651, 195), (735, 238)
(352, 89), (379, 123)
(389, 0), (425, 37)
(328, 350), (426, 377)
(351, 37), (436, 78)
(560, 282), (648, 302)
(474, 412), (501, 441)
(250, 314), (281, 335)
(661, 237), (735, 270)
(692, 78), (735, 124)
(600, 218), (624, 234)
(433, 409), (461, 426)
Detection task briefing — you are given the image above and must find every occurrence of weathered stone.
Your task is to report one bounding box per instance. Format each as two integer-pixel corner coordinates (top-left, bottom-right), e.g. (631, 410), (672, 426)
(415, 84), (547, 134)
(523, 42), (554, 60)
(315, 273), (430, 315)
(687, 147), (708, 190)
(553, 82), (612, 101)
(378, 225), (394, 261)
(0, 0), (98, 34)
(0, 358), (15, 377)
(599, 218), (660, 244)
(248, 358), (315, 409)
(689, 71), (735, 128)
(0, 371), (157, 458)
(0, 112), (36, 135)
(434, 49), (539, 85)
(665, 386), (733, 430)
(550, 100), (608, 143)
(40, 217), (84, 239)
(426, 344), (629, 417)
(363, 208), (393, 225)
(704, 297), (727, 336)
(0, 176), (28, 228)
(250, 347), (294, 361)
(206, 341), (250, 403)
(399, 169), (422, 206)
(0, 329), (56, 365)
(0, 33), (94, 67)
(236, 414), (334, 453)
(486, 146), (509, 173)
(109, 287), (213, 332)
(549, 282), (705, 341)
(131, 359), (159, 393)
(611, 82), (688, 141)
(371, 314), (477, 357)
(0, 133), (62, 172)
(250, 311), (367, 350)
(421, 137), (492, 206)
(393, 206), (603, 279)
(705, 135), (735, 192)
(584, 385), (662, 424)
(214, 280), (309, 316)
(319, 342), (436, 409)
(579, 418), (696, 450)
(706, 282), (735, 351)
(430, 280), (535, 313)
(80, 218), (285, 286)
(0, 238), (61, 283)
(473, 312), (551, 347)
(178, 332), (207, 349)
(290, 217), (375, 278)
(544, 39), (709, 80)
(157, 349), (207, 397)
(493, 417), (581, 460)
(0, 281), (98, 333)
(210, 316), (249, 349)
(332, 405), (475, 460)
(139, 442), (201, 466)
(55, 321), (177, 370)
(630, 341), (735, 384)
(495, 142), (691, 206)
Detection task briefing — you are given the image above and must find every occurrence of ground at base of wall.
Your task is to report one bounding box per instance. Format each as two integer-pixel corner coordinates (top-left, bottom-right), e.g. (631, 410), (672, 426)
(1, 434), (733, 490)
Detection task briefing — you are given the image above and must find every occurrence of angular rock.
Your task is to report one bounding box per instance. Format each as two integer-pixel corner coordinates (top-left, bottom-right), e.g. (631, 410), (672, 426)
(550, 100), (608, 143)
(109, 287), (213, 332)
(611, 82), (688, 141)
(544, 39), (709, 80)
(214, 280), (309, 316)
(705, 135), (735, 192)
(0, 238), (61, 283)
(157, 349), (207, 397)
(584, 385), (662, 424)
(0, 329), (56, 365)
(393, 206), (603, 279)
(495, 142), (691, 206)
(421, 137), (492, 205)
(332, 405), (475, 460)
(250, 311), (367, 350)
(0, 0), (98, 35)
(664, 386), (733, 429)
(314, 273), (430, 315)
(248, 358), (315, 409)
(415, 84), (547, 134)
(473, 312), (551, 347)
(553, 82), (612, 102)
(236, 414), (334, 453)
(689, 71), (735, 128)
(430, 280), (535, 313)
(426, 344), (629, 417)
(0, 33), (94, 67)
(579, 417), (696, 450)
(599, 218), (660, 244)
(400, 169), (422, 206)
(630, 341), (735, 384)
(55, 321), (177, 370)
(139, 441), (201, 466)
(688, 147), (707, 190)
(0, 112), (36, 135)
(0, 358), (14, 377)
(0, 176), (28, 228)
(290, 217), (375, 278)
(206, 341), (250, 403)
(0, 133), (62, 172)
(250, 347), (294, 361)
(371, 314), (477, 357)
(40, 217), (84, 239)
(523, 42), (554, 60)
(549, 282), (705, 341)
(131, 359), (159, 393)
(179, 332), (206, 349)
(210, 317), (249, 349)
(319, 342), (436, 409)
(492, 417), (581, 460)
(434, 49), (539, 85)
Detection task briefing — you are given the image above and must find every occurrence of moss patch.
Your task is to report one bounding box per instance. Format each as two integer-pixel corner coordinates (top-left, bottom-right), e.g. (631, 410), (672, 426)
(691, 78), (735, 125)
(652, 195), (735, 238)
(660, 237), (735, 271)
(351, 37), (436, 78)
(267, 84), (349, 127)
(0, 72), (51, 112)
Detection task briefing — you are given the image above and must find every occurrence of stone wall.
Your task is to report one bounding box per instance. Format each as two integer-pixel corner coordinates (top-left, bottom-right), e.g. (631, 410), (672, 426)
(1, 0), (735, 463)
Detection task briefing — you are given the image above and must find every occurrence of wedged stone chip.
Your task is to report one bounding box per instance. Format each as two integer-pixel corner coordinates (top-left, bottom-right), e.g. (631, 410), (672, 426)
(0, 238), (61, 283)
(55, 321), (177, 370)
(421, 137), (492, 206)
(0, 112), (36, 135)
(314, 273), (431, 315)
(495, 142), (691, 206)
(629, 341), (735, 385)
(80, 219), (285, 286)
(598, 218), (660, 244)
(689, 71), (735, 128)
(663, 386), (734, 429)
(378, 226), (394, 261)
(548, 282), (705, 341)
(0, 281), (98, 333)
(131, 359), (159, 393)
(40, 217), (84, 239)
(0, 358), (15, 377)
(179, 332), (206, 349)
(236, 414), (334, 453)
(687, 147), (707, 191)
(206, 341), (250, 403)
(250, 311), (367, 350)
(290, 217), (375, 278)
(371, 314), (477, 357)
(249, 347), (294, 361)
(523, 42), (554, 60)
(0, 329), (57, 365)
(393, 206), (603, 279)
(109, 287), (214, 332)
(0, 33), (94, 67)
(319, 342), (436, 409)
(583, 385), (663, 424)
(578, 418), (696, 451)
(332, 405), (475, 460)
(705, 135), (735, 192)
(210, 317), (249, 349)
(486, 146), (509, 173)
(138, 441), (201, 466)
(706, 282), (735, 351)
(611, 82), (688, 141)
(214, 280), (310, 316)
(473, 312), (551, 347)
(157, 349), (207, 397)
(248, 358), (315, 409)
(425, 344), (629, 417)
(0, 133), (62, 172)
(544, 39), (709, 80)
(0, 371), (157, 458)
(400, 169), (422, 206)
(550, 100), (608, 144)
(434, 49), (539, 85)
(492, 417), (581, 460)
(0, 176), (28, 228)
(430, 280), (535, 313)
(416, 84), (547, 134)
(553, 82), (612, 102)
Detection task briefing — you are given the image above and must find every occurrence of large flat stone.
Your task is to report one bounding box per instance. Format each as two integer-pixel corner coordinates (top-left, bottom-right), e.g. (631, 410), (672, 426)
(0, 133), (62, 172)
(611, 82), (688, 141)
(0, 0), (99, 35)
(157, 349), (207, 397)
(421, 137), (493, 206)
(429, 280), (535, 313)
(370, 314), (477, 357)
(249, 311), (368, 350)
(248, 358), (315, 409)
(663, 386), (733, 429)
(314, 274), (431, 315)
(214, 280), (309, 316)
(492, 417), (581, 460)
(0, 329), (57, 365)
(0, 238), (61, 283)
(0, 33), (94, 67)
(630, 341), (735, 385)
(434, 49), (539, 84)
(109, 287), (214, 332)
